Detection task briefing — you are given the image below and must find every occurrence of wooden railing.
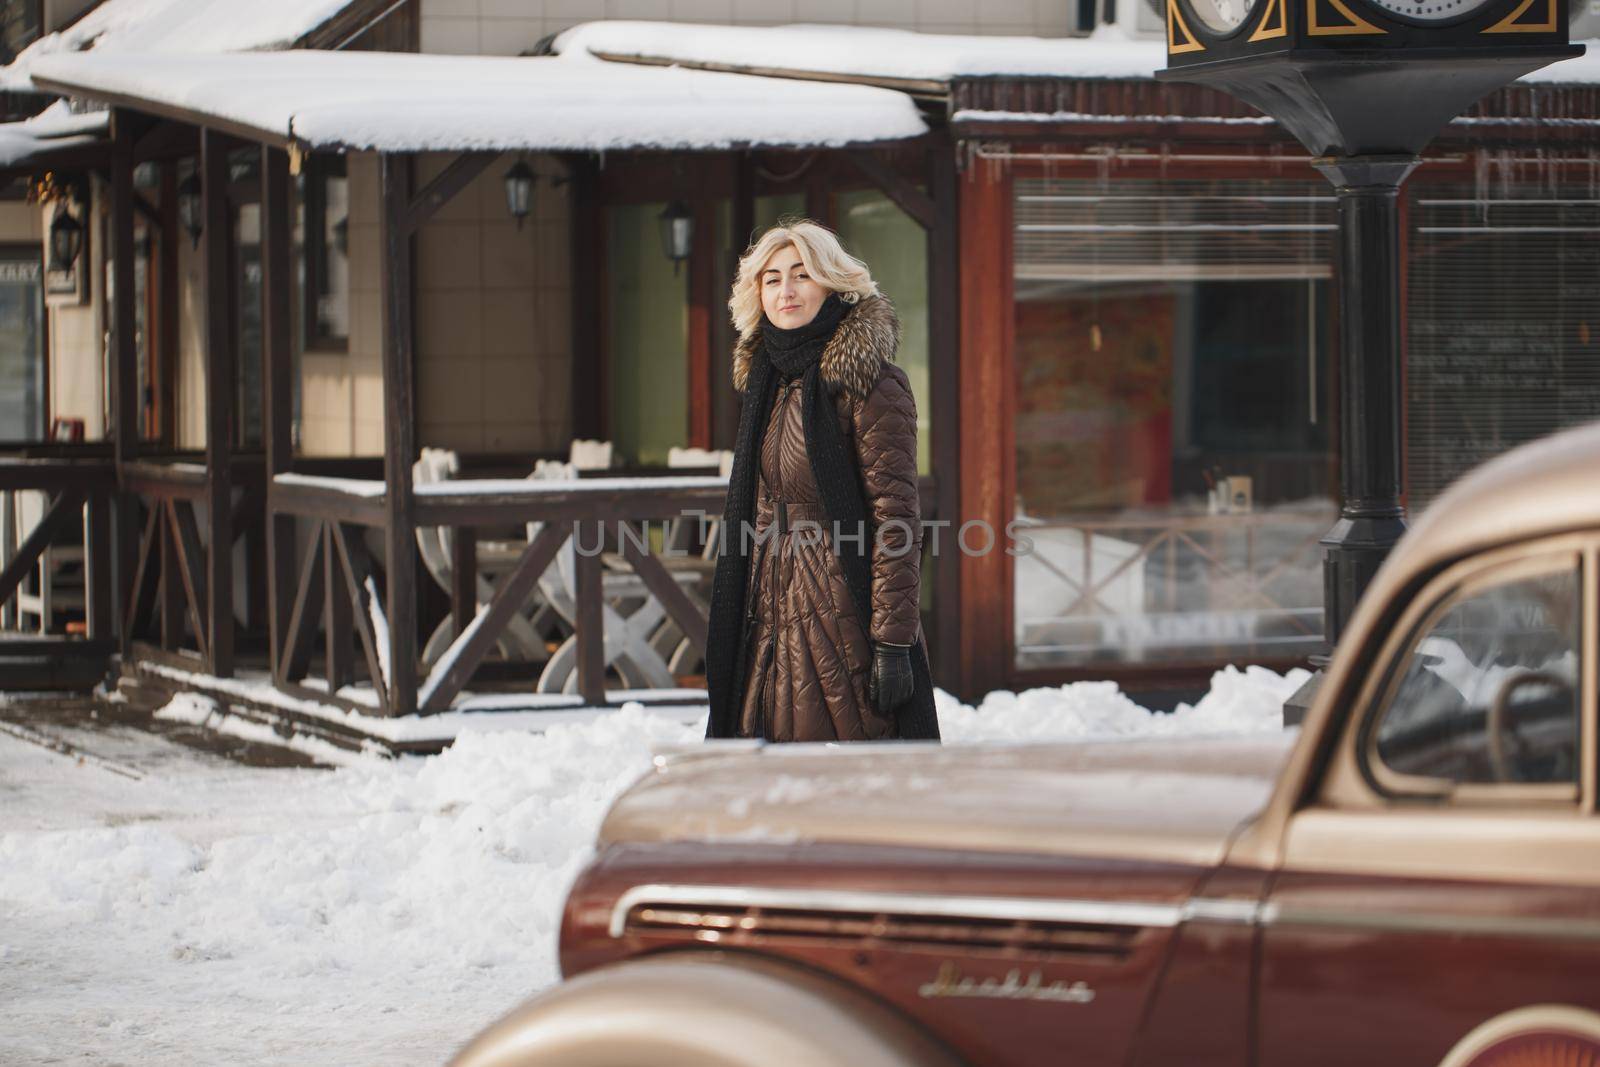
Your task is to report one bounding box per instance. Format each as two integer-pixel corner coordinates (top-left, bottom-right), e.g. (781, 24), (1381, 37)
(269, 472), (729, 716)
(0, 457), (116, 644)
(120, 459), (264, 678)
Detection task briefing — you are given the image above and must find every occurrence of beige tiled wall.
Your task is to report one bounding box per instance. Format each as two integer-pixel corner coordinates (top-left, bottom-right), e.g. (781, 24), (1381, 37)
(413, 152), (571, 454)
(420, 0), (1076, 57)
(38, 188), (105, 441)
(299, 153), (385, 457)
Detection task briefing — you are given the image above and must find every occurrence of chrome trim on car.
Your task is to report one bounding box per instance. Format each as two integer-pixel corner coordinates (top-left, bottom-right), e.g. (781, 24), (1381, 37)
(609, 885), (1268, 939)
(1260, 903), (1600, 941)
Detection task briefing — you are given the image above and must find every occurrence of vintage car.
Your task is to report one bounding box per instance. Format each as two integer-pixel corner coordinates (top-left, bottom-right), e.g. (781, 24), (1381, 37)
(449, 423), (1600, 1067)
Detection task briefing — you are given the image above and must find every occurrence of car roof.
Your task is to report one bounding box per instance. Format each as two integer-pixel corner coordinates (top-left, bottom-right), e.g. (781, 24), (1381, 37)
(1385, 418), (1600, 588)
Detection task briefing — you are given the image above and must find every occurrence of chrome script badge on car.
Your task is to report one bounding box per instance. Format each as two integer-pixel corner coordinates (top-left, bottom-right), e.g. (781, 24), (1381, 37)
(917, 962), (1096, 1004)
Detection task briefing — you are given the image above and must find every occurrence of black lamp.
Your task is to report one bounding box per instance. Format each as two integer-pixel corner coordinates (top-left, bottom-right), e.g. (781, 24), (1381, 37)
(658, 199), (693, 275)
(177, 173), (202, 248)
(504, 159), (535, 229)
(48, 207), (83, 273)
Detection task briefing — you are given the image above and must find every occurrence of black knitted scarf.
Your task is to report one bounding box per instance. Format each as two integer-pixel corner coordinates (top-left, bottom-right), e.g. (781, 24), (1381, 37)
(702, 294), (941, 742)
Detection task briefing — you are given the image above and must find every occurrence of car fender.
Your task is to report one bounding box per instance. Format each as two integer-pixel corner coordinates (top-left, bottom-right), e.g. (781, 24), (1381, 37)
(446, 950), (968, 1067)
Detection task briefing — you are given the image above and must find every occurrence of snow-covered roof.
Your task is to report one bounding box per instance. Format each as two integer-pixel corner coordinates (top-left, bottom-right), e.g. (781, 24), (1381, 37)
(553, 20), (1600, 88)
(25, 49), (928, 153)
(0, 101), (109, 169)
(552, 21), (1169, 84)
(0, 0), (358, 92)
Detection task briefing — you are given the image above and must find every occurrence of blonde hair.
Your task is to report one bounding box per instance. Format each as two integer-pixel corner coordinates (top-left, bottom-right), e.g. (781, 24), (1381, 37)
(728, 218), (878, 342)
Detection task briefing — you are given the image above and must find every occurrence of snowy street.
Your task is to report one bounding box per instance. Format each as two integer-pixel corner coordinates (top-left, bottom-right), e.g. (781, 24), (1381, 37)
(0, 668), (1302, 1066)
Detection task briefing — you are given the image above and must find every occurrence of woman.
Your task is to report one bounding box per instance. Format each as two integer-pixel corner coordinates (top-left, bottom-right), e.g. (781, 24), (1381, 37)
(703, 219), (940, 743)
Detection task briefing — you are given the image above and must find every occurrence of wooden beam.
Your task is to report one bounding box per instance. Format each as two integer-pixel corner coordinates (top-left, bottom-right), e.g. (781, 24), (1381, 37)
(618, 535), (708, 655)
(280, 527), (324, 684)
(0, 490), (82, 607)
(85, 490), (113, 641)
(330, 521), (389, 712)
(379, 153), (419, 716)
(450, 526), (475, 640)
(323, 523), (353, 691)
(845, 148), (936, 231)
(110, 111), (141, 656)
(417, 520), (568, 713)
(201, 128), (236, 677)
(166, 498), (211, 664)
(956, 147), (1014, 704)
(260, 145), (297, 672)
(404, 151), (497, 236)
(157, 161), (180, 449)
(926, 134), (963, 692)
(687, 197), (715, 450)
(568, 156), (603, 440)
(159, 503), (181, 650)
(122, 503), (159, 641)
(574, 520), (605, 706)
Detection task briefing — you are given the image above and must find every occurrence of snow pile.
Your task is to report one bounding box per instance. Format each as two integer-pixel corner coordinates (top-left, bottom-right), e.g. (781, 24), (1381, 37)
(553, 19), (1169, 82)
(0, 0), (351, 90)
(939, 663), (1309, 741)
(1, 665), (1300, 1064)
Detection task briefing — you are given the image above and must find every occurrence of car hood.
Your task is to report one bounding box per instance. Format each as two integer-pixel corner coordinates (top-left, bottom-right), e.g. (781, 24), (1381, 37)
(599, 733), (1298, 868)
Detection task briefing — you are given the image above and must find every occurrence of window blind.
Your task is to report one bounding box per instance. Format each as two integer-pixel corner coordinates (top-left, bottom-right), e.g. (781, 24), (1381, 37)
(1406, 186), (1600, 509)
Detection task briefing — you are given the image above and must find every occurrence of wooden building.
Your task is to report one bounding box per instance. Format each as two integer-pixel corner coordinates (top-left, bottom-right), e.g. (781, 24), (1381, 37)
(1, 1), (1598, 746)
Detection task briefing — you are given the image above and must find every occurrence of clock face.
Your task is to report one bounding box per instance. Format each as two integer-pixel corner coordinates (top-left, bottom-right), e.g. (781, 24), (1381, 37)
(1362, 0), (1498, 20)
(1188, 0), (1255, 32)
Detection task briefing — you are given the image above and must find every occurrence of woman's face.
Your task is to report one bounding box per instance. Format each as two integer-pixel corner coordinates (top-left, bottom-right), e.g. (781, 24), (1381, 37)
(759, 243), (827, 329)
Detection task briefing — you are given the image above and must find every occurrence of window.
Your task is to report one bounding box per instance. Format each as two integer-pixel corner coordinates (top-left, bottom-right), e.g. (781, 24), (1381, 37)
(1012, 175), (1336, 669)
(0, 245), (41, 441)
(301, 154), (349, 351)
(1407, 182), (1600, 511)
(1370, 557), (1581, 790)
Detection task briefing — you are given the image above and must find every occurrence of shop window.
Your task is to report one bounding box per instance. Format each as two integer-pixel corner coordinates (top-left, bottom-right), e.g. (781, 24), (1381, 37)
(1407, 181), (1600, 511)
(0, 245), (41, 441)
(301, 154), (349, 352)
(1012, 176), (1336, 670)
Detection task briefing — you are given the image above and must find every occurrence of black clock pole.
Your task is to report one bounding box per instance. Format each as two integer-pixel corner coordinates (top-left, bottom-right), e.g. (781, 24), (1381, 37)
(1314, 153), (1417, 648)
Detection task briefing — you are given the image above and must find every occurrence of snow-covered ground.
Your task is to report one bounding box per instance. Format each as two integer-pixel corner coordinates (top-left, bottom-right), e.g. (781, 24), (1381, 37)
(0, 666), (1304, 1067)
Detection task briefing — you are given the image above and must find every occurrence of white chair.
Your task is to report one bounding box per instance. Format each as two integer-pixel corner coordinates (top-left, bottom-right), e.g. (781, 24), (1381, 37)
(527, 460), (694, 694)
(413, 447), (548, 669)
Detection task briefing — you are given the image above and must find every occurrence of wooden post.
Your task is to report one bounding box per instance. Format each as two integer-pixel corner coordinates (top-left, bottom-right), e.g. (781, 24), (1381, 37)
(568, 156), (603, 440)
(201, 128), (236, 677)
(379, 153), (419, 716)
(110, 111), (140, 656)
(574, 519), (605, 706)
(157, 161), (180, 449)
(926, 135), (963, 689)
(956, 152), (1014, 704)
(261, 145), (296, 680)
(450, 527), (475, 639)
(686, 197), (715, 450)
(323, 523), (353, 689)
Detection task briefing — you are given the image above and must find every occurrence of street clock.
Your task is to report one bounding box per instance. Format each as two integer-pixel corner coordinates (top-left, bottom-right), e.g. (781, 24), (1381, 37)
(1159, 0), (1581, 155)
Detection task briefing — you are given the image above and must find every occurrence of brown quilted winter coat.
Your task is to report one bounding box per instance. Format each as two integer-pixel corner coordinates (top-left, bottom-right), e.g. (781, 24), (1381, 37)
(730, 294), (924, 742)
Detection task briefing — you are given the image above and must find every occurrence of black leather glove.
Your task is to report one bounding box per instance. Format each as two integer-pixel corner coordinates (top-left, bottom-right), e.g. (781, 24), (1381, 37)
(869, 641), (914, 716)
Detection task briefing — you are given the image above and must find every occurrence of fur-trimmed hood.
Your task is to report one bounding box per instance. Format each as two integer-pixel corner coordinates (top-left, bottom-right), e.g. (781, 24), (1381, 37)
(732, 293), (901, 399)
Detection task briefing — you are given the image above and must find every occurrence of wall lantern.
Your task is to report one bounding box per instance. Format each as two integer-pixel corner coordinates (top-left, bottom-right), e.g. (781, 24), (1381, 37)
(658, 199), (692, 274)
(177, 173), (203, 248)
(504, 159), (535, 229)
(48, 208), (83, 273)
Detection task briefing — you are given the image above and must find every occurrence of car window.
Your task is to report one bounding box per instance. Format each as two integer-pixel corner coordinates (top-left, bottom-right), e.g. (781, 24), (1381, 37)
(1372, 562), (1581, 790)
